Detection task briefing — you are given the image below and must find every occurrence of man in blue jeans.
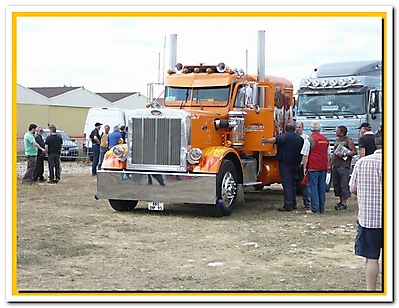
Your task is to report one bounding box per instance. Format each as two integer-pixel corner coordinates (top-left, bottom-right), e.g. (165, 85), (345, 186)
(89, 122), (102, 176)
(301, 121), (331, 214)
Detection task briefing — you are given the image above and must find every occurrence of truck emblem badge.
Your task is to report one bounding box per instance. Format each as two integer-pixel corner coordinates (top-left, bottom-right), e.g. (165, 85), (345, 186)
(151, 110), (162, 116)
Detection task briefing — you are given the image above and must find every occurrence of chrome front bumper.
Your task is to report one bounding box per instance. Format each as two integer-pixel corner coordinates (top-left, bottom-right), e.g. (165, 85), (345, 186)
(97, 170), (217, 204)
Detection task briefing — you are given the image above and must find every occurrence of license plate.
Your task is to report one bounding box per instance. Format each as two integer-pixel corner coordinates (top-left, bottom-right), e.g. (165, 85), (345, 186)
(148, 201), (164, 211)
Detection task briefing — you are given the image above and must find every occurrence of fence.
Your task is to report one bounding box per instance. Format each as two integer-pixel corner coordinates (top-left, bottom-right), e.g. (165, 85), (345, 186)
(17, 137), (91, 161)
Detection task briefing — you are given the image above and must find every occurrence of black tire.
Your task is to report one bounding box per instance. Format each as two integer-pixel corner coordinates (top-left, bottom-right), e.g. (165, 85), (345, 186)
(109, 199), (138, 212)
(209, 160), (237, 217)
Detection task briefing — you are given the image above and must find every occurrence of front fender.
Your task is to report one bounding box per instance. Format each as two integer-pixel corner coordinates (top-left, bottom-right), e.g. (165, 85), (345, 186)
(101, 144), (128, 170)
(193, 146), (239, 173)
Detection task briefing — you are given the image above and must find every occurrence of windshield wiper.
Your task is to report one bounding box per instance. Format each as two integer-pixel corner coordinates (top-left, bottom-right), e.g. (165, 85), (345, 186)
(195, 90), (204, 110)
(341, 111), (359, 118)
(298, 111), (321, 119)
(179, 89), (190, 109)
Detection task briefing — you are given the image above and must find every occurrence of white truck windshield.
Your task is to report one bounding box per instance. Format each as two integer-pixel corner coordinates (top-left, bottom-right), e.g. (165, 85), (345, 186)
(297, 93), (366, 116)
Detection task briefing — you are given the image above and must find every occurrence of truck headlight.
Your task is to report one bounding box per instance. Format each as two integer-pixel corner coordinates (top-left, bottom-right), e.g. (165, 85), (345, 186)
(112, 145), (125, 158)
(187, 148), (202, 164)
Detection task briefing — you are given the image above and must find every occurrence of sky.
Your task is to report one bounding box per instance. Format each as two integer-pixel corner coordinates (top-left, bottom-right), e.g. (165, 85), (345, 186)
(15, 7), (386, 98)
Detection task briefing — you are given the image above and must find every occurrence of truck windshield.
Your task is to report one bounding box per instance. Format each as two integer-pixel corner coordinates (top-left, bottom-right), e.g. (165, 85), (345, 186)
(297, 93), (366, 116)
(164, 86), (230, 107)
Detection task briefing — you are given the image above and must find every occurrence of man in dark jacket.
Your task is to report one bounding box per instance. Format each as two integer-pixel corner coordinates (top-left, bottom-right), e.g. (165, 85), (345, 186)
(262, 123), (304, 211)
(33, 126), (46, 182)
(45, 125), (63, 184)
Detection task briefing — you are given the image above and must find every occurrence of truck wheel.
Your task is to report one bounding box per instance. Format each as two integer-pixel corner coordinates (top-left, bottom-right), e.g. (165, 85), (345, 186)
(109, 199), (138, 212)
(209, 160), (237, 217)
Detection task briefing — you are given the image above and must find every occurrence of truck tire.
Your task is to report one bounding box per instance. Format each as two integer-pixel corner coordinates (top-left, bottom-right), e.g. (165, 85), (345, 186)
(109, 199), (138, 212)
(209, 159), (237, 217)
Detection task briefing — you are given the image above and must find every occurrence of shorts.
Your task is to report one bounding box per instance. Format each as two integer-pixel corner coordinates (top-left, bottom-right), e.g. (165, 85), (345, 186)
(354, 224), (383, 259)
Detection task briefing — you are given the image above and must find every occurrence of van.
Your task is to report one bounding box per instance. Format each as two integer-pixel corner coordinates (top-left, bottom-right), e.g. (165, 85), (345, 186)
(83, 107), (129, 161)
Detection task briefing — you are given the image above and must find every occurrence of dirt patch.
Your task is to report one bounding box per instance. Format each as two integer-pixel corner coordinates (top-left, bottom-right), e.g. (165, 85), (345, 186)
(15, 162), (381, 296)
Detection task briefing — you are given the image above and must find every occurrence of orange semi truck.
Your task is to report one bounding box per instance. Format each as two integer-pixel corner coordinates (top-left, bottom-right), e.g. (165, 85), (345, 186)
(97, 31), (294, 217)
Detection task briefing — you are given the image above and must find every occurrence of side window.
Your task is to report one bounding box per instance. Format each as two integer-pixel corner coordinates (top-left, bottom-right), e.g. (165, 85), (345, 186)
(234, 84), (254, 107)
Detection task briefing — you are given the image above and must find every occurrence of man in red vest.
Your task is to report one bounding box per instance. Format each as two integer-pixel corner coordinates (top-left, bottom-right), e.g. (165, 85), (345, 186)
(301, 121), (331, 213)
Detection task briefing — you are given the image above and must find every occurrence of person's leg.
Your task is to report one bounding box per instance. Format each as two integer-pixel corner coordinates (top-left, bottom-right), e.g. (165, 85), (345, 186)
(278, 163), (293, 210)
(48, 155), (55, 181)
(340, 167), (351, 207)
(54, 155), (61, 181)
(92, 145), (99, 175)
(302, 183), (310, 207)
(365, 259), (379, 291)
(22, 156), (36, 183)
(308, 171), (319, 213)
(354, 225), (382, 291)
(318, 171), (327, 213)
(38, 154), (45, 180)
(332, 167), (342, 204)
(98, 147), (106, 170)
(33, 155), (40, 181)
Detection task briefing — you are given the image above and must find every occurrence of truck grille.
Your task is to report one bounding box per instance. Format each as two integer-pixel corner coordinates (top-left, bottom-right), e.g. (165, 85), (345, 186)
(131, 117), (182, 166)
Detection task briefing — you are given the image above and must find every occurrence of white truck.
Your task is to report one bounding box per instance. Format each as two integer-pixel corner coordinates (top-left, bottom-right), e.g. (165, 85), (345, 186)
(83, 107), (129, 161)
(296, 60), (382, 187)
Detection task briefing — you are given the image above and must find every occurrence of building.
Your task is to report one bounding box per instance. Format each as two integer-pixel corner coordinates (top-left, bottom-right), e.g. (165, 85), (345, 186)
(17, 84), (148, 137)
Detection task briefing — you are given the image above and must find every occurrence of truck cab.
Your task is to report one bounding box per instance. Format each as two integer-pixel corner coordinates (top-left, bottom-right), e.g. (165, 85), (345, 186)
(296, 60), (382, 168)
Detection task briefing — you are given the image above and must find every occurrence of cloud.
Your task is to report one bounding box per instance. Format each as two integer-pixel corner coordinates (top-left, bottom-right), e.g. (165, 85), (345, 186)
(16, 15), (382, 94)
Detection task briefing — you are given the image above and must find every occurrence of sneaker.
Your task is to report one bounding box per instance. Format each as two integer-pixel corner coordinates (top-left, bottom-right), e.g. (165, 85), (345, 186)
(334, 203), (347, 210)
(278, 206), (293, 212)
(48, 179), (56, 184)
(39, 178), (47, 182)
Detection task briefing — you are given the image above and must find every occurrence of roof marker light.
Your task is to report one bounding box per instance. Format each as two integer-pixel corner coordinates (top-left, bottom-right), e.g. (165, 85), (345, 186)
(217, 62), (226, 73)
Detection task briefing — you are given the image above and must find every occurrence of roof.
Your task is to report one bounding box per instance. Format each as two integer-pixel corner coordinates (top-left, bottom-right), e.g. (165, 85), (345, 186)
(29, 86), (83, 98)
(96, 92), (138, 103)
(315, 60), (382, 78)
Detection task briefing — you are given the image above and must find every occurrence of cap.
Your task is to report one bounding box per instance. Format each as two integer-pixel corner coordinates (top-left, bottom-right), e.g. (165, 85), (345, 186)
(310, 121), (321, 131)
(358, 122), (371, 129)
(95, 122), (103, 127)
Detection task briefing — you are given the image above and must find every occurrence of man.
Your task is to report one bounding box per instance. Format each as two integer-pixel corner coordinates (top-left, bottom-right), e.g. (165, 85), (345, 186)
(98, 124), (110, 170)
(349, 130), (382, 291)
(119, 125), (127, 144)
(108, 125), (122, 148)
(262, 123), (304, 211)
(45, 125), (63, 184)
(358, 122), (376, 158)
(33, 126), (46, 182)
(22, 123), (47, 185)
(295, 121), (310, 208)
(90, 122), (102, 176)
(301, 121), (330, 214)
(330, 125), (357, 210)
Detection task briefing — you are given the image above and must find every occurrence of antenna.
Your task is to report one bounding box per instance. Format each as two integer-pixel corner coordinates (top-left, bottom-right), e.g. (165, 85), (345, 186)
(157, 52), (161, 84)
(246, 49), (248, 78)
(162, 35), (166, 83)
(310, 62), (316, 78)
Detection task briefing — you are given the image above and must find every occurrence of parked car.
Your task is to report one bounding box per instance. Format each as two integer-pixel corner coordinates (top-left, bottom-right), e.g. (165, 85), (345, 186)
(42, 129), (79, 161)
